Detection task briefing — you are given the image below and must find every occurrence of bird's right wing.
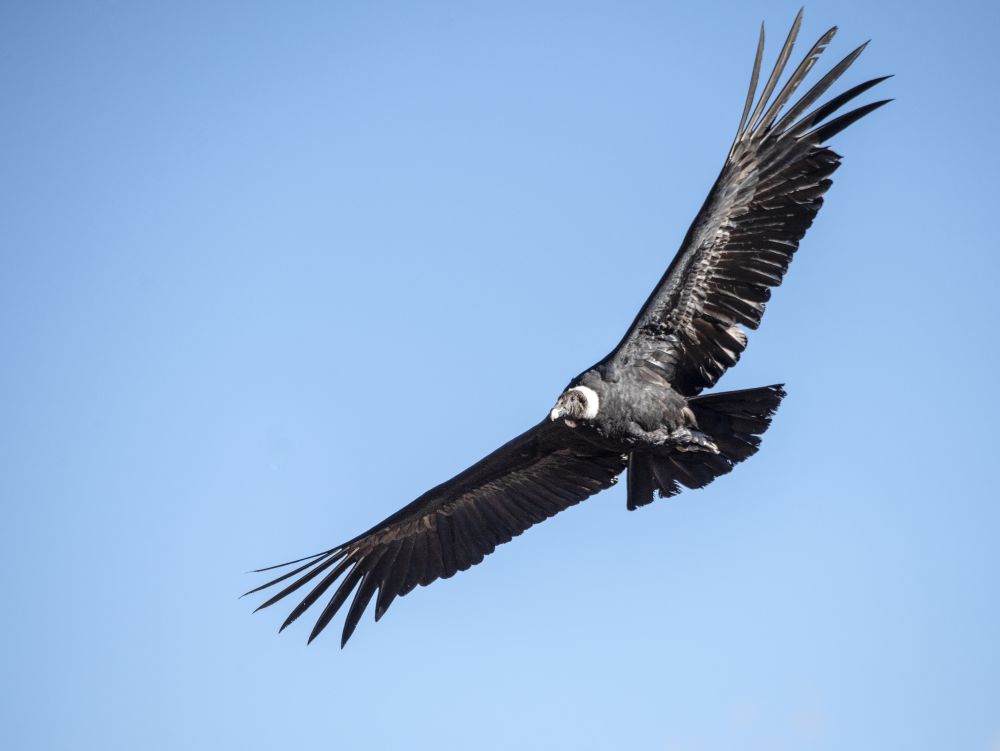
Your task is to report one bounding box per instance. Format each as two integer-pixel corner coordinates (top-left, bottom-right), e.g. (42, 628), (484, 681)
(245, 419), (625, 647)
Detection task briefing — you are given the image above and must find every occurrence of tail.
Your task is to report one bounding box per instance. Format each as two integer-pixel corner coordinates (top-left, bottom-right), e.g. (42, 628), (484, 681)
(626, 384), (786, 510)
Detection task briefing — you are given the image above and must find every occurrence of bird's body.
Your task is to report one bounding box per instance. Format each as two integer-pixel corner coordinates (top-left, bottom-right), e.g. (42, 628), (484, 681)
(556, 368), (706, 450)
(247, 11), (889, 647)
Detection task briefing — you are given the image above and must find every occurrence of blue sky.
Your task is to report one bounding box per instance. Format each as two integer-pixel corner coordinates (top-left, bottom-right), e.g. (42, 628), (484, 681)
(2, 1), (998, 749)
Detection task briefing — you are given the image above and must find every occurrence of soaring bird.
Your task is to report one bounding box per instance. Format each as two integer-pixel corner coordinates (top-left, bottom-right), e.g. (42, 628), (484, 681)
(246, 11), (889, 647)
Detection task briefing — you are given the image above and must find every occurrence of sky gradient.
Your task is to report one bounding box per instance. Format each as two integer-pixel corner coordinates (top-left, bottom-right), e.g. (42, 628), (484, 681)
(3, 1), (999, 749)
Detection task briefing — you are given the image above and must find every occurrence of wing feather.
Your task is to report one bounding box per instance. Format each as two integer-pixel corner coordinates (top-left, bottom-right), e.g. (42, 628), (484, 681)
(754, 26), (837, 134)
(733, 23), (765, 147)
(375, 535), (411, 621)
(247, 420), (624, 645)
(744, 9), (803, 135)
(605, 14), (889, 396)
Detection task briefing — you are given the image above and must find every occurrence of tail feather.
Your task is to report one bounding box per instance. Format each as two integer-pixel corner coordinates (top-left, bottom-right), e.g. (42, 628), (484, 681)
(625, 384), (786, 510)
(627, 452), (660, 510)
(689, 383), (786, 459)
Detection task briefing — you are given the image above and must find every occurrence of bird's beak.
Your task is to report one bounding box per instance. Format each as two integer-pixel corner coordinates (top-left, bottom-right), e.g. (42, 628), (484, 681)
(549, 406), (563, 422)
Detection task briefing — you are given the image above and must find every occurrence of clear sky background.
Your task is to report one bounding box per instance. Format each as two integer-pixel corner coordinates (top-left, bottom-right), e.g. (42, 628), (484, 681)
(2, 1), (998, 749)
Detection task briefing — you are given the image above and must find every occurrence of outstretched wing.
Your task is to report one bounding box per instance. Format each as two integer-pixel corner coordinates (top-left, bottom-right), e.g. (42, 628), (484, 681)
(246, 420), (625, 646)
(605, 11), (890, 396)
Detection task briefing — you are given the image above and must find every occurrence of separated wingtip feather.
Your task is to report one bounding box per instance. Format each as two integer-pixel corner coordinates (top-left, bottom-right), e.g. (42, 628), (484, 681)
(807, 98), (892, 142)
(280, 613), (298, 633)
(770, 40), (872, 136)
(250, 549), (331, 573)
(755, 24), (839, 135)
(242, 548), (346, 601)
(788, 75), (892, 140)
(732, 22), (767, 153)
(745, 9), (804, 136)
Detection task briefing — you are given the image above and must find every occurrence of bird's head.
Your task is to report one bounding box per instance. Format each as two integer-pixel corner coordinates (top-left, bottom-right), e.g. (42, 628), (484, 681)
(549, 385), (600, 428)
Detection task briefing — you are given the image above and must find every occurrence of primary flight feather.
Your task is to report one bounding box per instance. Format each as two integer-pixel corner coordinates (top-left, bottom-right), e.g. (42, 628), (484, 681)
(246, 11), (889, 647)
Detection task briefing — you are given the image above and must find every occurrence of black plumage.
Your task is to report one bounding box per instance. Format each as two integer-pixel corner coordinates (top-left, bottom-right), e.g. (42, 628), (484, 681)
(247, 11), (889, 647)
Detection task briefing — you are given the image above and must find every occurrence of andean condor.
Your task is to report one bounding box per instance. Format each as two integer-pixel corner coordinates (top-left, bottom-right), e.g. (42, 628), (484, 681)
(246, 11), (889, 647)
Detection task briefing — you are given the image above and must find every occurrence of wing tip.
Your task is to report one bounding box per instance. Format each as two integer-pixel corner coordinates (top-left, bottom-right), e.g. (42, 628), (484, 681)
(808, 97), (893, 142)
(304, 619), (333, 646)
(248, 549), (329, 574)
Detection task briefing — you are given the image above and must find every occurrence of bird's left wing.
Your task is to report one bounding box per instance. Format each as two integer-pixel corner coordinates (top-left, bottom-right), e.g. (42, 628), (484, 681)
(246, 420), (625, 646)
(604, 12), (890, 396)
